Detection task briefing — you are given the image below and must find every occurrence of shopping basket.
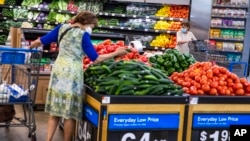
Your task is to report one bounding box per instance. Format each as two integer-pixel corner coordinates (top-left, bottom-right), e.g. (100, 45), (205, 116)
(188, 40), (248, 78)
(0, 46), (42, 141)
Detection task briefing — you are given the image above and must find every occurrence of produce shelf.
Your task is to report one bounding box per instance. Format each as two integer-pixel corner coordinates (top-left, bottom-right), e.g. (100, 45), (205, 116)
(97, 25), (177, 34)
(212, 4), (249, 9)
(189, 96), (250, 104)
(211, 15), (247, 19)
(144, 46), (168, 51)
(22, 28), (127, 40)
(0, 4), (77, 15)
(98, 12), (186, 21)
(85, 85), (189, 104)
(210, 25), (245, 30)
(209, 37), (244, 42)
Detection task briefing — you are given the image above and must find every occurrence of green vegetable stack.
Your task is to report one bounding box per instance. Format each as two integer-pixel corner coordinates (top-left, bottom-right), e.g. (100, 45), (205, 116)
(84, 59), (183, 96)
(2, 8), (14, 18)
(4, 0), (16, 5)
(149, 49), (196, 76)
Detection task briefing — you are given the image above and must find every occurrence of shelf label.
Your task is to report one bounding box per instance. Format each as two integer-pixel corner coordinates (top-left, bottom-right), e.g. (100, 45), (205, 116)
(36, 20), (39, 23)
(144, 29), (148, 32)
(180, 18), (183, 21)
(122, 14), (125, 17)
(99, 12), (103, 15)
(167, 31), (171, 33)
(128, 27), (132, 30)
(120, 27), (124, 30)
(58, 10), (62, 13)
(133, 15), (137, 18)
(27, 7), (30, 10)
(17, 6), (21, 9)
(104, 13), (108, 16)
(83, 104), (99, 127)
(145, 16), (149, 19)
(160, 17), (164, 20)
(50, 9), (54, 12)
(109, 26), (113, 29)
(199, 129), (230, 141)
(47, 21), (50, 24)
(9, 6), (13, 8)
(155, 47), (158, 50)
(111, 13), (115, 16)
(28, 19), (31, 22)
(37, 8), (41, 11)
(109, 114), (179, 130)
(14, 18), (17, 21)
(3, 17), (7, 20)
(170, 18), (174, 20)
(102, 96), (110, 104)
(193, 114), (250, 128)
(155, 30), (159, 33)
(71, 11), (75, 14)
(190, 97), (199, 104)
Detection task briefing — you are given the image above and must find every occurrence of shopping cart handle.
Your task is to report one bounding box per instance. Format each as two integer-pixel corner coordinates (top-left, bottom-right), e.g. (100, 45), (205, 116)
(0, 46), (40, 53)
(228, 62), (248, 77)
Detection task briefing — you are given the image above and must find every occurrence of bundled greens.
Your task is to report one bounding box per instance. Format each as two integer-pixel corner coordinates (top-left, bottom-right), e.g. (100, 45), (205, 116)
(49, 0), (68, 10)
(21, 0), (42, 7)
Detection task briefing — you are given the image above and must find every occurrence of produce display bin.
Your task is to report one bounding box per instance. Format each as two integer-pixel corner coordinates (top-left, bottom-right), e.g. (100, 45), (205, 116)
(186, 96), (250, 141)
(76, 85), (189, 141)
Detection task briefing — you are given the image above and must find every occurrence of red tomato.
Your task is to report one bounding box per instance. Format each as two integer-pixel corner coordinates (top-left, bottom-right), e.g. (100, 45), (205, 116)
(209, 88), (218, 95)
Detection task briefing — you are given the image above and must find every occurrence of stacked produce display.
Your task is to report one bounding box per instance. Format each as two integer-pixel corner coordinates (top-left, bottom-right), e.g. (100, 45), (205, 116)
(170, 62), (250, 96)
(83, 40), (149, 70)
(149, 49), (196, 76)
(85, 59), (183, 96)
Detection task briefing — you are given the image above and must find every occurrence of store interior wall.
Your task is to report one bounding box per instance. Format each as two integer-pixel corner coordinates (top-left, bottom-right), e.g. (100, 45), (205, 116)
(190, 0), (212, 40)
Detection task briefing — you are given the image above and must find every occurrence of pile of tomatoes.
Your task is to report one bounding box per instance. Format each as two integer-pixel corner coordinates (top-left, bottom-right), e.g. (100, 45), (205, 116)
(83, 39), (148, 70)
(170, 62), (250, 96)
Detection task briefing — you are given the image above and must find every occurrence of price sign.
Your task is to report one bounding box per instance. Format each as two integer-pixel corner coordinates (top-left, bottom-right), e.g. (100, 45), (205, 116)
(191, 114), (250, 141)
(77, 120), (97, 141)
(199, 130), (230, 141)
(108, 131), (176, 141)
(108, 113), (179, 141)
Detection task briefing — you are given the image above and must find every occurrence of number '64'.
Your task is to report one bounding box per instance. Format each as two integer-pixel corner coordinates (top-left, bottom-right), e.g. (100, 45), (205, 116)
(121, 132), (150, 141)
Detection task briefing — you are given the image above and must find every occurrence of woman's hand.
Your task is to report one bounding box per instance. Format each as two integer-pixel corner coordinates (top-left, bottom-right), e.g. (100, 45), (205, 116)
(114, 47), (129, 56)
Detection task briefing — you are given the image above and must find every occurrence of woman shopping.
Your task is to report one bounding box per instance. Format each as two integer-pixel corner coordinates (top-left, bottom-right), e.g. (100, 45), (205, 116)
(176, 20), (197, 54)
(29, 11), (128, 141)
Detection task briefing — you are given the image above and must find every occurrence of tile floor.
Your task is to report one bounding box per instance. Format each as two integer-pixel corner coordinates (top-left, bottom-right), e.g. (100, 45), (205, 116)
(0, 105), (64, 141)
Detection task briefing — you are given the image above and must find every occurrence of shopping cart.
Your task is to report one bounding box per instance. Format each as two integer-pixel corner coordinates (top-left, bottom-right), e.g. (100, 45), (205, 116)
(0, 46), (42, 141)
(188, 40), (248, 78)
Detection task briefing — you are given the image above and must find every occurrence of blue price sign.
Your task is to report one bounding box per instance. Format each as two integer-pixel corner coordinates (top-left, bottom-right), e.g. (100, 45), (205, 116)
(108, 113), (179, 130)
(83, 104), (99, 127)
(192, 114), (250, 141)
(193, 114), (250, 128)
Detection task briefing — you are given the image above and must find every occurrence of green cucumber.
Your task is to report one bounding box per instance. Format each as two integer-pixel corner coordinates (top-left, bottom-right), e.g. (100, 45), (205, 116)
(99, 80), (120, 86)
(109, 84), (119, 95)
(140, 80), (159, 85)
(123, 79), (140, 85)
(150, 69), (165, 79)
(142, 75), (159, 81)
(158, 78), (174, 84)
(120, 90), (134, 95)
(115, 80), (124, 95)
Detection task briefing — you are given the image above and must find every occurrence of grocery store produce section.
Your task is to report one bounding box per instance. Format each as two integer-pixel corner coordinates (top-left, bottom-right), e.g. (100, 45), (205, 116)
(0, 0), (250, 141)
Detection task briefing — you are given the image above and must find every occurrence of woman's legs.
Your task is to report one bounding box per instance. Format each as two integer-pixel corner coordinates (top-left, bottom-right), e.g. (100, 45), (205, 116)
(63, 118), (76, 141)
(46, 115), (60, 141)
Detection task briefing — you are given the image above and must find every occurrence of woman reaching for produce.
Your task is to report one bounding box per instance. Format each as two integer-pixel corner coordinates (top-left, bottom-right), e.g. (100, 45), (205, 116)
(29, 11), (128, 141)
(176, 20), (197, 54)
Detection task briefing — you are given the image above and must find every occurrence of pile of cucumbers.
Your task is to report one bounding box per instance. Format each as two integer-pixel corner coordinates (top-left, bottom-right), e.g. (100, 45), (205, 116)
(84, 59), (183, 96)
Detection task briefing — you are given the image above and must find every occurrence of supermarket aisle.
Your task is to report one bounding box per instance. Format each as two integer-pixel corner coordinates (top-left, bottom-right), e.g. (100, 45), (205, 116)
(0, 105), (64, 141)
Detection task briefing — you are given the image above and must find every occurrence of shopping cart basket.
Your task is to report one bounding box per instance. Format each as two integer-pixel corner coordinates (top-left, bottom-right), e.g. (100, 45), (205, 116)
(0, 46), (42, 141)
(188, 40), (248, 78)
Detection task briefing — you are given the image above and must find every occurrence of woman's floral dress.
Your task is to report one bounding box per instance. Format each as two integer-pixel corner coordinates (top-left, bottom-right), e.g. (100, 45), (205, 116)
(45, 24), (85, 120)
